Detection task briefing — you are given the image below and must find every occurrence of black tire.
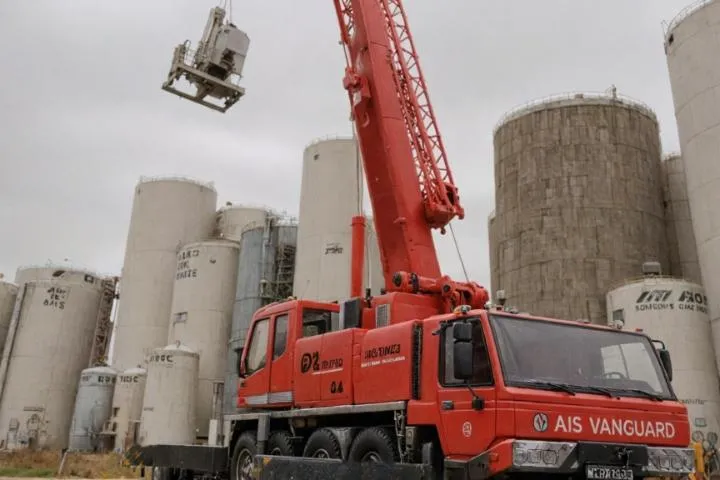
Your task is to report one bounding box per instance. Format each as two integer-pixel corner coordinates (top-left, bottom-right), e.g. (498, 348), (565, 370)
(268, 430), (297, 456)
(348, 427), (398, 464)
(302, 428), (343, 458)
(230, 431), (257, 480)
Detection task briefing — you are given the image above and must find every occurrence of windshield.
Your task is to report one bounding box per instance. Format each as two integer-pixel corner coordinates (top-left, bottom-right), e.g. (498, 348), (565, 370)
(489, 314), (673, 400)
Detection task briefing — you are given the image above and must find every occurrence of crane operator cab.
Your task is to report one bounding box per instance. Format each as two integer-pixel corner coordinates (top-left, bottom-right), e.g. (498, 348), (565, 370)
(162, 6), (249, 113)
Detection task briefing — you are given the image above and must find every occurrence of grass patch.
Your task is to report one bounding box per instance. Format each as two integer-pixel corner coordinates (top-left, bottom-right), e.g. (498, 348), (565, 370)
(0, 450), (143, 478)
(0, 468), (55, 477)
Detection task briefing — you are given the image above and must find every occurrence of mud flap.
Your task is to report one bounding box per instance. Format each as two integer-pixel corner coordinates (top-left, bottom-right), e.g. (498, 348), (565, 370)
(253, 455), (433, 479)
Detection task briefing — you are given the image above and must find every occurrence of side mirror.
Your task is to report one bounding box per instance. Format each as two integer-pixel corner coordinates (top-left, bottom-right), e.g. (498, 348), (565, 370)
(235, 347), (246, 379)
(453, 322), (473, 342)
(453, 342), (474, 380)
(658, 348), (673, 382)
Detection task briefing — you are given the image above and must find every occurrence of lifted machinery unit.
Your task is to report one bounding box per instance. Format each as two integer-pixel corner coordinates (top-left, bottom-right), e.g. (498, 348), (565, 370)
(162, 7), (249, 113)
(137, 0), (695, 479)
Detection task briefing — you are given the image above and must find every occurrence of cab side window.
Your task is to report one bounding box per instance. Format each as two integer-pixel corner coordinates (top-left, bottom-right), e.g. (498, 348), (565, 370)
(302, 309), (337, 337)
(246, 318), (270, 373)
(273, 314), (289, 360)
(441, 321), (493, 386)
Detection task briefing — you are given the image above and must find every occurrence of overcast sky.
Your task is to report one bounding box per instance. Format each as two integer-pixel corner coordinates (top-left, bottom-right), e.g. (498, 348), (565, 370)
(0, 0), (695, 290)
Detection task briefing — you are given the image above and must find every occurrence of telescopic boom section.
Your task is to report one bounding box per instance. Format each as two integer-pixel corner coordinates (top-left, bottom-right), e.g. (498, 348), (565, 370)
(380, 0), (464, 229)
(334, 0), (488, 309)
(334, 0), (464, 288)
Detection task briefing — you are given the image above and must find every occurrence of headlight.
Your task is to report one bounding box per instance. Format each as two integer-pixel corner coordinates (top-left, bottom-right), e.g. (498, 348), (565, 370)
(646, 447), (695, 475)
(512, 441), (575, 469)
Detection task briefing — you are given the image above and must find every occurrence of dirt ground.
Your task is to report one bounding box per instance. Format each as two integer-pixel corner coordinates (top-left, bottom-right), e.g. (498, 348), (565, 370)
(0, 450), (143, 479)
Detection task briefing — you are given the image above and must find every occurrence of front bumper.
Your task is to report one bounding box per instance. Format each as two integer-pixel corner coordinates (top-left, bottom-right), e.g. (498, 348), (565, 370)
(445, 440), (695, 479)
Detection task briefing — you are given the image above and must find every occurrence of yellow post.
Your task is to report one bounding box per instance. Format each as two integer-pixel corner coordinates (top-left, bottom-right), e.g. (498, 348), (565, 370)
(694, 441), (705, 479)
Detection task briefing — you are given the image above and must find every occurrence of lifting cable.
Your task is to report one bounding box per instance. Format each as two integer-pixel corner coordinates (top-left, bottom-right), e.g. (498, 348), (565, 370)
(221, 0), (233, 23)
(449, 223), (470, 282)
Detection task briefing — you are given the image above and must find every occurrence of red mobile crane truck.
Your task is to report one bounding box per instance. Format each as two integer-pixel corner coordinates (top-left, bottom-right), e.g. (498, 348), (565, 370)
(133, 0), (695, 478)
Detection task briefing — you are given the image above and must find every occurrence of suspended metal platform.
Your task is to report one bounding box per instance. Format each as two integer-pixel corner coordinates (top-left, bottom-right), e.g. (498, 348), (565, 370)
(162, 7), (249, 113)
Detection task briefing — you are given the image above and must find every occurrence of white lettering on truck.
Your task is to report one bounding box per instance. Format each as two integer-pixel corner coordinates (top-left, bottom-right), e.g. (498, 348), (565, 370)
(551, 415), (676, 439)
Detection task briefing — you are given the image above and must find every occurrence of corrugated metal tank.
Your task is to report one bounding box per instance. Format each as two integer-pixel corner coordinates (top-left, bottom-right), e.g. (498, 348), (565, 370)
(661, 153), (701, 282)
(224, 221), (298, 413)
(167, 240), (239, 439)
(293, 138), (383, 302)
(139, 343), (198, 446)
(0, 281), (18, 357)
(214, 205), (268, 242)
(607, 277), (720, 443)
(490, 92), (668, 324)
(665, 1), (720, 364)
(111, 176), (217, 372)
(108, 366), (147, 452)
(0, 267), (106, 450)
(68, 366), (117, 452)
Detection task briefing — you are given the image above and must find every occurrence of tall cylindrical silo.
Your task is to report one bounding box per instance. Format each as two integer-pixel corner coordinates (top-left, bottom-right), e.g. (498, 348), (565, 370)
(491, 92), (668, 324)
(214, 204), (268, 242)
(662, 153), (701, 283)
(224, 220), (298, 413)
(108, 366), (147, 452)
(607, 277), (720, 442)
(0, 267), (106, 450)
(111, 177), (217, 372)
(167, 240), (239, 439)
(68, 366), (117, 452)
(139, 343), (198, 446)
(0, 281), (18, 358)
(293, 138), (382, 302)
(665, 1), (720, 365)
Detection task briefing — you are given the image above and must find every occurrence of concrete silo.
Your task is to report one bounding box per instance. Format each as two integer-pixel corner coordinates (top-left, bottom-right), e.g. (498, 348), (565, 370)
(139, 343), (198, 446)
(490, 92), (668, 324)
(0, 281), (18, 357)
(214, 204), (268, 242)
(224, 218), (297, 413)
(0, 266), (107, 450)
(111, 176), (217, 372)
(662, 153), (701, 282)
(665, 0), (720, 365)
(607, 276), (720, 442)
(293, 138), (383, 302)
(106, 366), (146, 451)
(68, 366), (117, 452)
(167, 240), (239, 439)
(364, 218), (385, 294)
(13, 267), (117, 367)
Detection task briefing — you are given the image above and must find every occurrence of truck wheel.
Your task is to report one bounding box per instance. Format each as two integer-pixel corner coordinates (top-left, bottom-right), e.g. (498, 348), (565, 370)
(302, 428), (342, 458)
(268, 430), (297, 456)
(231, 432), (257, 480)
(348, 427), (398, 463)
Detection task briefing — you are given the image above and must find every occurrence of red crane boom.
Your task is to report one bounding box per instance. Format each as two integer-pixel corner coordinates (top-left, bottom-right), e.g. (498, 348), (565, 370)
(334, 0), (486, 309)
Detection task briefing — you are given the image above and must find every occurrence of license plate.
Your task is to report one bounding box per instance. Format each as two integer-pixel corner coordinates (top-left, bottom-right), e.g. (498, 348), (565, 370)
(586, 465), (633, 480)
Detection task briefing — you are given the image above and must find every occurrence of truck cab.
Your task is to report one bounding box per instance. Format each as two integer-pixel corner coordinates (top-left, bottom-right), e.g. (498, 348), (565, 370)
(236, 299), (341, 409)
(432, 310), (692, 478)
